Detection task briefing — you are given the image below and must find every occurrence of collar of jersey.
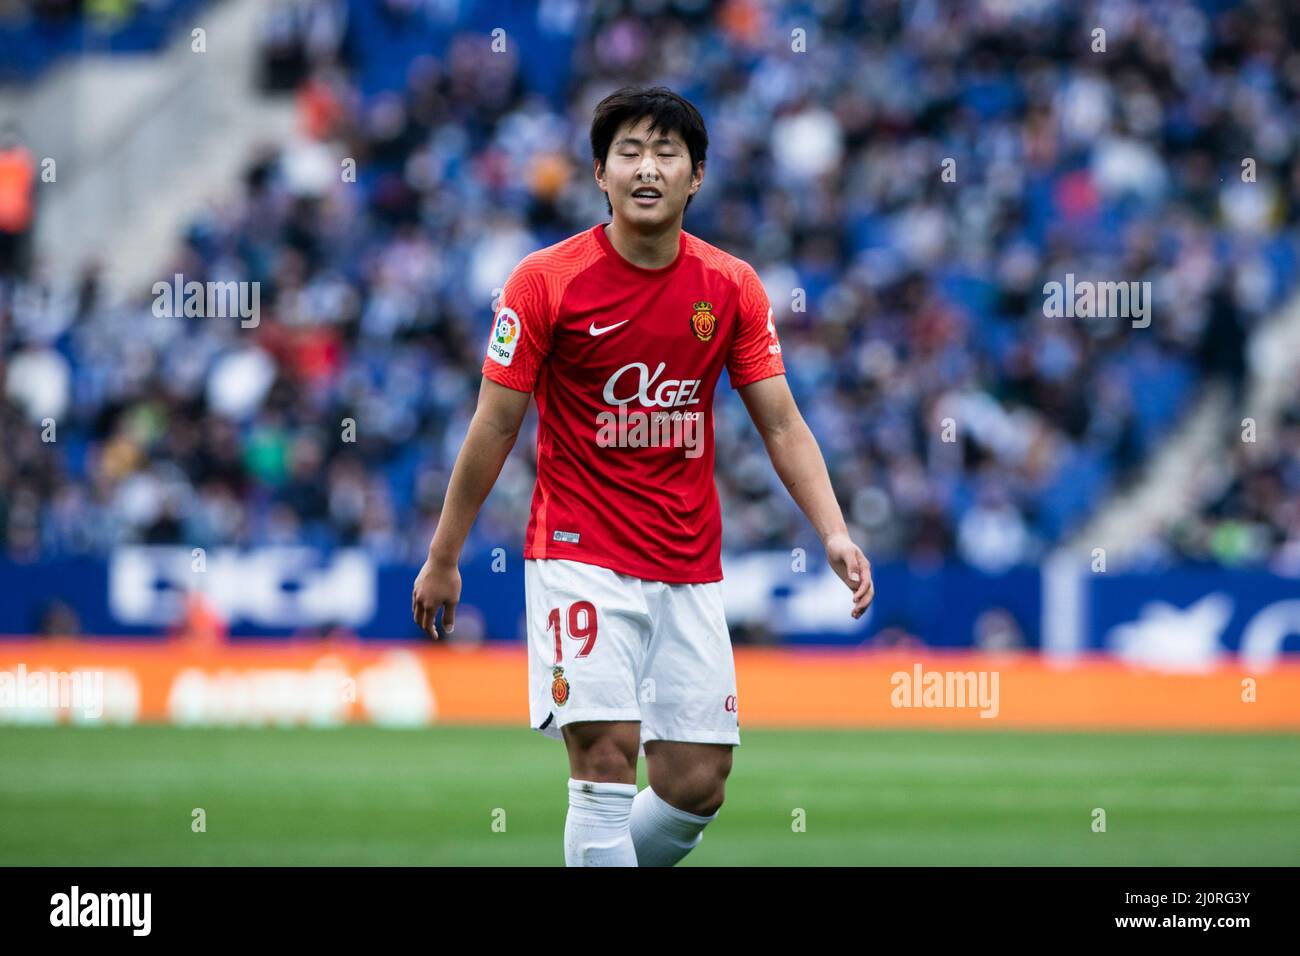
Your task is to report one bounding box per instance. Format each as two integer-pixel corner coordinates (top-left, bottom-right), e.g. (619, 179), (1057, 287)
(595, 222), (687, 276)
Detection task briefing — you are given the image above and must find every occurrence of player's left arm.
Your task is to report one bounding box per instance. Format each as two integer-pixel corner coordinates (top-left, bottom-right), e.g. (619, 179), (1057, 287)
(738, 374), (875, 619)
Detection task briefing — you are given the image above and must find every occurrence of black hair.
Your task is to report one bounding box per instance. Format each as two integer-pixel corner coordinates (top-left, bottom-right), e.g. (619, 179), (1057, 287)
(590, 86), (708, 216)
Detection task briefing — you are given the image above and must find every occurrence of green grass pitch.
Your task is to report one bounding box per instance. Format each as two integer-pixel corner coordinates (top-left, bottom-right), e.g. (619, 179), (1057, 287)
(1, 725), (1297, 865)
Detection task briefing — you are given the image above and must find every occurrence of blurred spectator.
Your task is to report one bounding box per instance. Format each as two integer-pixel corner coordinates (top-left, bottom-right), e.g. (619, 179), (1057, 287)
(36, 599), (81, 637)
(0, 126), (34, 280)
(170, 590), (228, 645)
(1163, 380), (1300, 570)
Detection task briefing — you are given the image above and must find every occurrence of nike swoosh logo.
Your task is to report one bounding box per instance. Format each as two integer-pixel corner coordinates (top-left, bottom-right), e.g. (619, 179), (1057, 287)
(589, 319), (630, 336)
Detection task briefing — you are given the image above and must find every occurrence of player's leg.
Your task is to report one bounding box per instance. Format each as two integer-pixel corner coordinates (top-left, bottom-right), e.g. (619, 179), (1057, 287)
(643, 740), (732, 814)
(562, 719), (641, 784)
(524, 559), (652, 866)
(559, 720), (641, 866)
(631, 740), (732, 866)
(633, 579), (739, 866)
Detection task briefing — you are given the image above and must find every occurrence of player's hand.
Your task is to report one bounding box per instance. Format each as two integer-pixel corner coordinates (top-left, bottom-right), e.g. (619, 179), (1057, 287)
(824, 532), (874, 620)
(412, 555), (461, 640)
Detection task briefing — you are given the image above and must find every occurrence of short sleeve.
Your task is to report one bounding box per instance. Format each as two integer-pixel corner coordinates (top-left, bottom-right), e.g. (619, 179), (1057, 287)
(481, 260), (555, 393)
(726, 264), (785, 388)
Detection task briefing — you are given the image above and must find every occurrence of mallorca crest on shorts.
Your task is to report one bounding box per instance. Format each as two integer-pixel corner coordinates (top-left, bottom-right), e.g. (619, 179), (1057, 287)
(690, 301), (716, 342)
(551, 666), (569, 706)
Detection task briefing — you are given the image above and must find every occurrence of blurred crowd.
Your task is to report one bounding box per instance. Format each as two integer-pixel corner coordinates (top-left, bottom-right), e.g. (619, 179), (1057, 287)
(1167, 376), (1300, 570)
(0, 0), (211, 82)
(2, 0), (1300, 573)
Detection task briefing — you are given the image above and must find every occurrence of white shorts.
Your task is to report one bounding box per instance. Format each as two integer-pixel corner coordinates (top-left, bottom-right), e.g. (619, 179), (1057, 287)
(525, 558), (740, 750)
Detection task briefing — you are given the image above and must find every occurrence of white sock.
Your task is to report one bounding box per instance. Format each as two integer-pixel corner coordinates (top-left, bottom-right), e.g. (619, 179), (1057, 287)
(629, 785), (717, 867)
(564, 778), (639, 867)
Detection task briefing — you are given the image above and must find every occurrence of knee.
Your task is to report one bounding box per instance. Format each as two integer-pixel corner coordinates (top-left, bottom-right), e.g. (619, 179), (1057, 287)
(663, 761), (731, 817)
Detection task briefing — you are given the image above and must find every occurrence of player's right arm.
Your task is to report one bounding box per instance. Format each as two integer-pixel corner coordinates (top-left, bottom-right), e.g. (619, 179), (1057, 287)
(412, 376), (531, 638)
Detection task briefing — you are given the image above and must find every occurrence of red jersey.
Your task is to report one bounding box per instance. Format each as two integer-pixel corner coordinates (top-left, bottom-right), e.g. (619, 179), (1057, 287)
(481, 222), (785, 583)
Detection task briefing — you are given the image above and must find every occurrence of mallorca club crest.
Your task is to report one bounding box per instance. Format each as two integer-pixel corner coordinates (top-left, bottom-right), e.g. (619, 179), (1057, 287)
(690, 300), (716, 342)
(551, 666), (570, 706)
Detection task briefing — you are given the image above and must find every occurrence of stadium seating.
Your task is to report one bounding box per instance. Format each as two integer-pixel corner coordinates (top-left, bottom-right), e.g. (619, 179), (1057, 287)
(1, 0), (1298, 582)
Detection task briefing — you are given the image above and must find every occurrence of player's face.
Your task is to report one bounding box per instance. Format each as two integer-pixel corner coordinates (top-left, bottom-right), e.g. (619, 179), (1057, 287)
(599, 117), (701, 228)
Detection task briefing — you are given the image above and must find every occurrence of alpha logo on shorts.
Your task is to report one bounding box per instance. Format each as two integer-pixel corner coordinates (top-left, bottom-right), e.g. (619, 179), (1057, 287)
(724, 694), (737, 713)
(487, 307), (520, 366)
(551, 666), (570, 706)
(690, 301), (716, 342)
